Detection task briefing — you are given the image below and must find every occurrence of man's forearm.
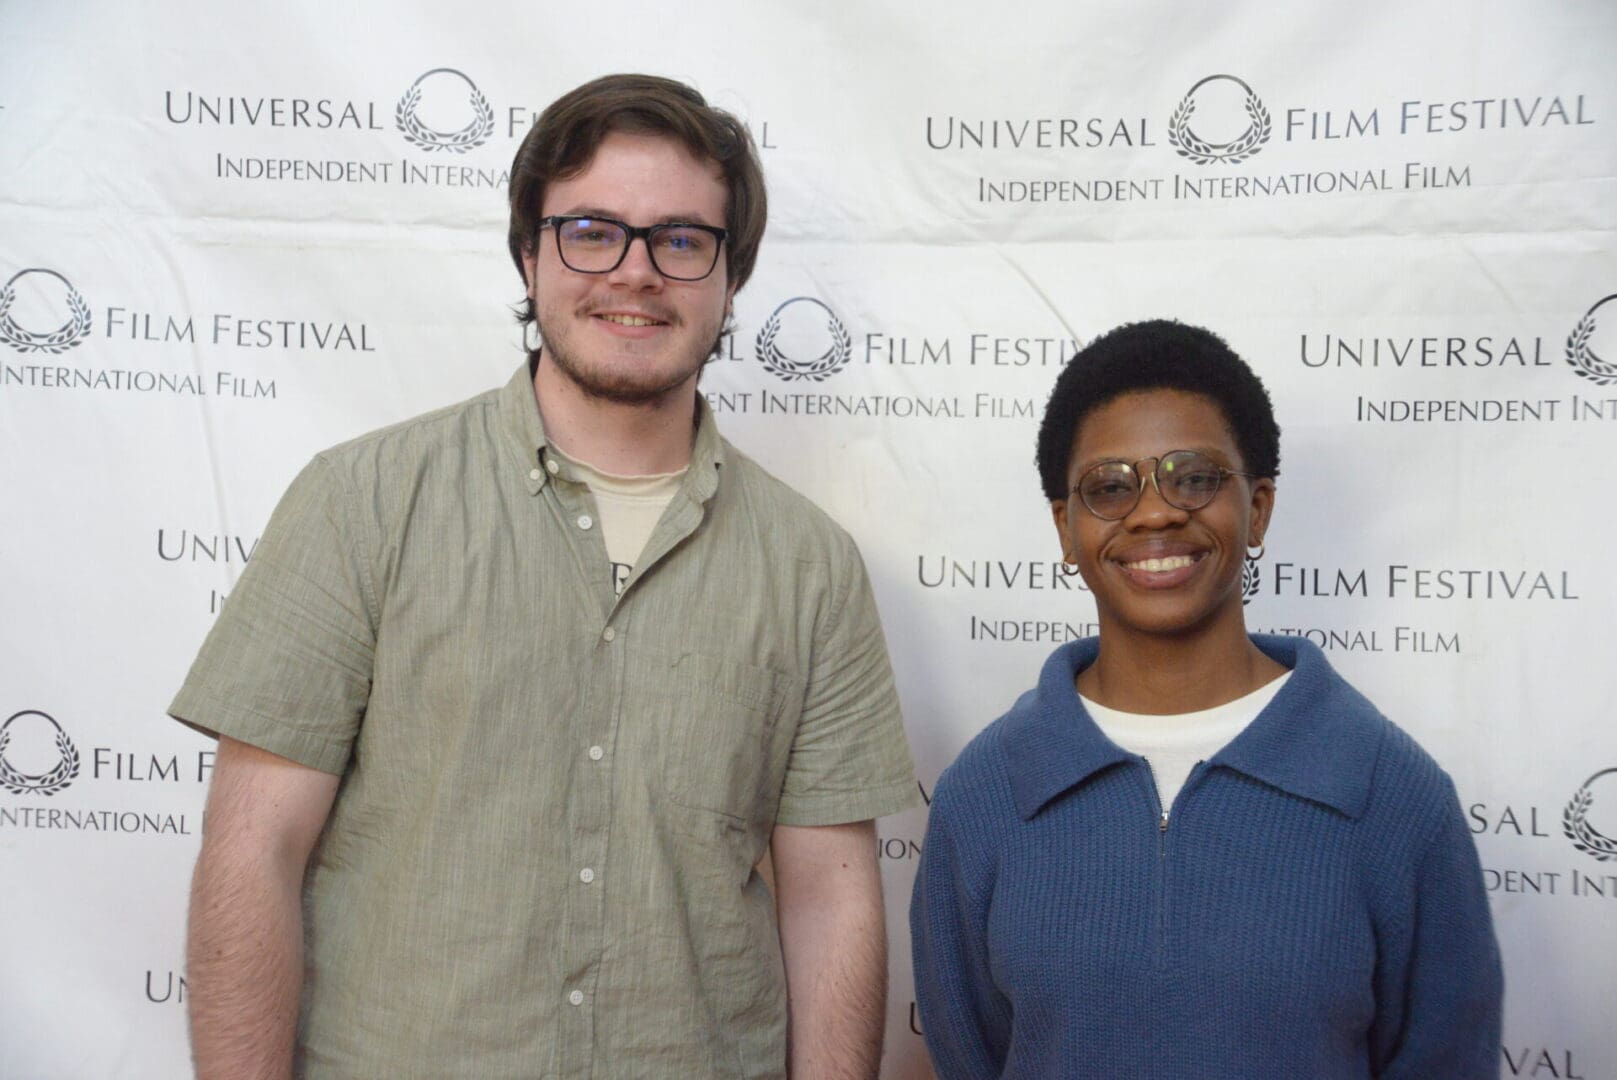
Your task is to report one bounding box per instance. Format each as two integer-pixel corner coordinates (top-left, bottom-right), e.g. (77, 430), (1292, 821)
(187, 844), (306, 1080)
(773, 820), (888, 1080)
(784, 896), (887, 1079)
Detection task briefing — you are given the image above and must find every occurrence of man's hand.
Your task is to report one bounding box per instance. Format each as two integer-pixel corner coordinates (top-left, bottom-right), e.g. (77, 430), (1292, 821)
(187, 736), (339, 1080)
(771, 820), (887, 1080)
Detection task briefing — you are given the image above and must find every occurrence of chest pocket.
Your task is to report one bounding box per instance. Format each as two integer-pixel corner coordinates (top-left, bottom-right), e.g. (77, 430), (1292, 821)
(633, 649), (788, 824)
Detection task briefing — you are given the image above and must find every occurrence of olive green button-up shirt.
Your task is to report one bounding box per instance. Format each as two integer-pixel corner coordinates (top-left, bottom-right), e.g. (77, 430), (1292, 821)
(170, 362), (920, 1079)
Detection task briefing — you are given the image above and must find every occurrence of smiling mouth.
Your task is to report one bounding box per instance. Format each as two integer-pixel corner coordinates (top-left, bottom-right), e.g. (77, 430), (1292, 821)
(1119, 553), (1204, 572)
(595, 313), (666, 327)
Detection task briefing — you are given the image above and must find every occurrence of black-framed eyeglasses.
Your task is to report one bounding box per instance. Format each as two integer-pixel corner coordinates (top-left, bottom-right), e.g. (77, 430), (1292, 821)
(1071, 450), (1257, 520)
(537, 215), (728, 281)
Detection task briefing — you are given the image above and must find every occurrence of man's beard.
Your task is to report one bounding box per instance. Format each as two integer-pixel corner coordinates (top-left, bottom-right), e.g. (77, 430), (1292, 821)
(537, 310), (728, 406)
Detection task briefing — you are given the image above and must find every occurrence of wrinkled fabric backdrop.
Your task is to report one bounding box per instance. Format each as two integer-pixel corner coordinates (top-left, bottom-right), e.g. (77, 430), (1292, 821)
(3, 3), (1615, 1077)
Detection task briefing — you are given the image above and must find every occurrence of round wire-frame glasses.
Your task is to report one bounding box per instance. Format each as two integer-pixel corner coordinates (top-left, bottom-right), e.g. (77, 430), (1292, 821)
(1072, 450), (1257, 520)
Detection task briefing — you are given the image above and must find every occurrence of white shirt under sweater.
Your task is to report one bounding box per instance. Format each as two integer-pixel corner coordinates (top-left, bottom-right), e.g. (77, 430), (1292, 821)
(1081, 673), (1291, 824)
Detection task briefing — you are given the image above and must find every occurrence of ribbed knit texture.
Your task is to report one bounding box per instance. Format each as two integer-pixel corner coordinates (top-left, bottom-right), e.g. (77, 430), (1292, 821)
(911, 635), (1502, 1080)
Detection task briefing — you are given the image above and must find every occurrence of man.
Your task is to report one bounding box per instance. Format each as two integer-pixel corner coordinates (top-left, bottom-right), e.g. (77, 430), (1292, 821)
(172, 73), (919, 1080)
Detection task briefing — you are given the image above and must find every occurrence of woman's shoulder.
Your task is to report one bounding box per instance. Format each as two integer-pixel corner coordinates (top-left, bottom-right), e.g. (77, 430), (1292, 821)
(1279, 636), (1463, 832)
(927, 680), (1058, 831)
(1363, 715), (1464, 833)
(1249, 635), (1460, 837)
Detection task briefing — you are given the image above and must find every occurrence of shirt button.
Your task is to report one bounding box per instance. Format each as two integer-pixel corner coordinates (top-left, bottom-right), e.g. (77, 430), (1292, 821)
(545, 458), (559, 475)
(577, 514), (593, 530)
(601, 626), (616, 643)
(528, 468), (542, 481)
(568, 989), (584, 1006)
(579, 867), (595, 884)
(588, 745), (604, 761)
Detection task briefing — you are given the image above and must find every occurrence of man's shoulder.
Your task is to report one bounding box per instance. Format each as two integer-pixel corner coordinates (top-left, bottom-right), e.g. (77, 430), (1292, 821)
(716, 438), (860, 559)
(311, 383), (507, 484)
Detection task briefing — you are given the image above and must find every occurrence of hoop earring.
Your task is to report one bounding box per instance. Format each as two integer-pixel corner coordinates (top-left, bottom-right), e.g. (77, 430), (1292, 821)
(1060, 560), (1080, 575)
(1245, 542), (1265, 561)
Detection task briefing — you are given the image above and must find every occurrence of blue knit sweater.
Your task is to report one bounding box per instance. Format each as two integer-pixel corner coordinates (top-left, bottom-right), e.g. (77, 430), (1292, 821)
(910, 635), (1501, 1079)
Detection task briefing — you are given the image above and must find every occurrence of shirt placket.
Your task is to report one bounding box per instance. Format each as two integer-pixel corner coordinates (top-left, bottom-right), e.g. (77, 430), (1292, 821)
(538, 457), (618, 1080)
(537, 449), (710, 1080)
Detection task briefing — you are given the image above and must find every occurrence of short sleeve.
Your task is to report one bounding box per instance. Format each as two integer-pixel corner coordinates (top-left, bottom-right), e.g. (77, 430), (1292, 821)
(168, 454), (377, 774)
(772, 534), (920, 826)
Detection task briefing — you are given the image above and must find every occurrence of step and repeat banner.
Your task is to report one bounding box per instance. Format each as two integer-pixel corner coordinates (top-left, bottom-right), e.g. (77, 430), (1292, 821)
(3, 2), (1615, 1077)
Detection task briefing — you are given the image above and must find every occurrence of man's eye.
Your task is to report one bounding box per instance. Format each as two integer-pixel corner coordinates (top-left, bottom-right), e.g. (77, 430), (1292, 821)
(657, 229), (710, 254)
(562, 220), (622, 247)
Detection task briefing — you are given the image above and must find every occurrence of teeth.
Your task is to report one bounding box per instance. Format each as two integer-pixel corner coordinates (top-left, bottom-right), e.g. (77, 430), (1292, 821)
(600, 314), (659, 327)
(1123, 555), (1196, 572)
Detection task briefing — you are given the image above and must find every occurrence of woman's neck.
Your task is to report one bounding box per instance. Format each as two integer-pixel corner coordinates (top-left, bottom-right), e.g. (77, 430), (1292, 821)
(1075, 611), (1288, 715)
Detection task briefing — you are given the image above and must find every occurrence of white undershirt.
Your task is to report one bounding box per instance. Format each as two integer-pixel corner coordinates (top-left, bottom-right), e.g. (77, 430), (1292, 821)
(1081, 673), (1291, 822)
(549, 448), (686, 596)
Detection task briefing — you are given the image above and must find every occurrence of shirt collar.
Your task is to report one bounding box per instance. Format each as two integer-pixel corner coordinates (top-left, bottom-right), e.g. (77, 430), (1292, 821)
(1003, 634), (1382, 822)
(497, 359), (725, 500)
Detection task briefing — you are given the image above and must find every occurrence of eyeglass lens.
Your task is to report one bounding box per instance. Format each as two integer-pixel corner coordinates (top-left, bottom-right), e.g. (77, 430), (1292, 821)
(554, 218), (721, 280)
(1077, 451), (1226, 519)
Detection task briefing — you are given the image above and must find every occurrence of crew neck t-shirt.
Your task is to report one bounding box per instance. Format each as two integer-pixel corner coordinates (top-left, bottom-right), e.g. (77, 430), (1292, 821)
(1082, 673), (1291, 821)
(548, 446), (686, 596)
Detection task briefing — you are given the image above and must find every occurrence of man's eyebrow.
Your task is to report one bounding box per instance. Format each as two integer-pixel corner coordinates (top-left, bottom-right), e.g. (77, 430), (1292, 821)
(554, 207), (721, 226)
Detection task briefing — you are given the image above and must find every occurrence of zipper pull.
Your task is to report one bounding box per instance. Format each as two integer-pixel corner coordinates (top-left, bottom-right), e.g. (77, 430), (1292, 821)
(1159, 809), (1169, 832)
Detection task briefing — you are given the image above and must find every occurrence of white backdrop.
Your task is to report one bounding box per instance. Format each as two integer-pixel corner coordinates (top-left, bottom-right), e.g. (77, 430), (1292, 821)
(3, 2), (1616, 1077)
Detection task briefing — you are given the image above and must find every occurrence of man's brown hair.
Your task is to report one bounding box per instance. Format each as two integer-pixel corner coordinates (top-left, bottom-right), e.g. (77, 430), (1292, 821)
(508, 73), (768, 333)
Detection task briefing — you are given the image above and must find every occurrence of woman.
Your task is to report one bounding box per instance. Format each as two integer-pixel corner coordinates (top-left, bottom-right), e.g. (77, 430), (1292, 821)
(910, 320), (1501, 1078)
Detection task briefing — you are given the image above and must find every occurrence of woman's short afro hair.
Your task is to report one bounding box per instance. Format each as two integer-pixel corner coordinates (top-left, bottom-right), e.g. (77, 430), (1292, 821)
(1036, 319), (1280, 501)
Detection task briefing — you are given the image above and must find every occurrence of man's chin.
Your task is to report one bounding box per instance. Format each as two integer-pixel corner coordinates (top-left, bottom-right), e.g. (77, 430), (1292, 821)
(548, 352), (702, 406)
(542, 326), (724, 405)
(580, 376), (694, 406)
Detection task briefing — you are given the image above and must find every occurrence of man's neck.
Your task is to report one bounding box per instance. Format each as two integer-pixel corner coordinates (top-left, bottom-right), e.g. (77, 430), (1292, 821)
(532, 355), (699, 475)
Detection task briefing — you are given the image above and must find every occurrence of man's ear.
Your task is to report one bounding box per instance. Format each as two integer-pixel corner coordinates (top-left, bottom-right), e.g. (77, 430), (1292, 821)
(521, 246), (539, 298)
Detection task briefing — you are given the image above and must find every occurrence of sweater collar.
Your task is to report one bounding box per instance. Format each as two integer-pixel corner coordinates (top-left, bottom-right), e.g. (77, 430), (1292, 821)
(1003, 635), (1381, 822)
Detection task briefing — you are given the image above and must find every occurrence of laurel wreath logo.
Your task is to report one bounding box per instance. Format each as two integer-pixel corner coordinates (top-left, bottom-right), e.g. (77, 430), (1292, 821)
(1241, 558), (1260, 605)
(1563, 768), (1617, 862)
(0, 268), (92, 355)
(1564, 296), (1617, 387)
(394, 68), (494, 154)
(0, 710), (81, 797)
(1168, 75), (1272, 166)
(755, 297), (852, 383)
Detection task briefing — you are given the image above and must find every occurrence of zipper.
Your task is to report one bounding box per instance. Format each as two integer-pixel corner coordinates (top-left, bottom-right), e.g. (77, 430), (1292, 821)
(1140, 757), (1168, 968)
(1142, 758), (1211, 971)
(1140, 756), (1167, 826)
